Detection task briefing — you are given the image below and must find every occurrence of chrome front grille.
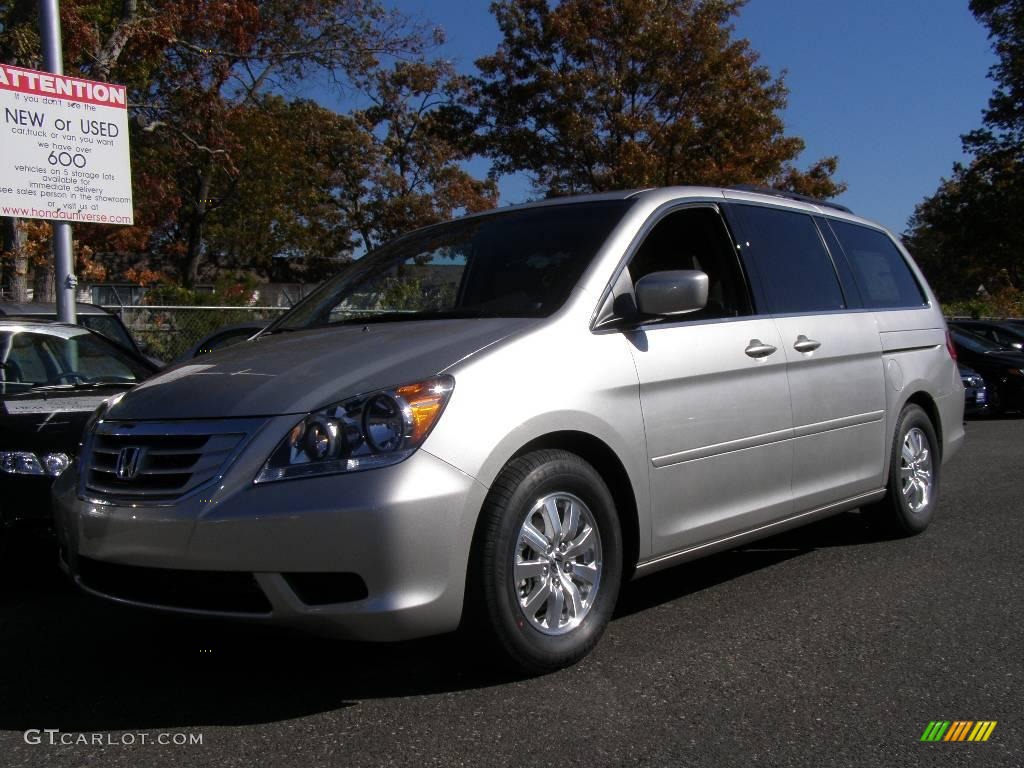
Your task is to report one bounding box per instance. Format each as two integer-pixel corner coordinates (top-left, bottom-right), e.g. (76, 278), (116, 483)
(83, 418), (264, 502)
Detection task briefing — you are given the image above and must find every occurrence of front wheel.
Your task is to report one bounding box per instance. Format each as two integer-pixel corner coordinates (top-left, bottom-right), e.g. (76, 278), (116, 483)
(866, 404), (940, 536)
(471, 449), (622, 673)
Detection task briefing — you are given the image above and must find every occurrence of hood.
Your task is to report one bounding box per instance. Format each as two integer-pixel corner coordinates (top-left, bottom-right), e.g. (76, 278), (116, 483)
(1, 387), (132, 454)
(109, 318), (537, 420)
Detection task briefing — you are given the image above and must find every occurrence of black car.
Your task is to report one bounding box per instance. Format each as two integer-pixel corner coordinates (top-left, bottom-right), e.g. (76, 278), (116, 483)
(949, 319), (1024, 351)
(0, 320), (156, 542)
(0, 301), (159, 364)
(949, 328), (1024, 415)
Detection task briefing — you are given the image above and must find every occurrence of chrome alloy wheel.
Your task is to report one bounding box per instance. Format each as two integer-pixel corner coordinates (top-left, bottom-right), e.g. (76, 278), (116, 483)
(899, 426), (933, 513)
(513, 492), (603, 636)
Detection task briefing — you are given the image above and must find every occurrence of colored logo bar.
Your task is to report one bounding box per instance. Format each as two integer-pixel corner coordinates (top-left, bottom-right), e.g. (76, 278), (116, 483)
(920, 721), (997, 742)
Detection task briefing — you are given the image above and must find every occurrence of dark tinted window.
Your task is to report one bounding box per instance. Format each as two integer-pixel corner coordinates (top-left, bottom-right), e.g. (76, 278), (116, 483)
(814, 216), (863, 309)
(276, 201), (633, 329)
(950, 329), (1012, 354)
(731, 205), (845, 314)
(628, 207), (751, 320)
(79, 315), (135, 350)
(953, 322), (1024, 349)
(828, 220), (926, 308)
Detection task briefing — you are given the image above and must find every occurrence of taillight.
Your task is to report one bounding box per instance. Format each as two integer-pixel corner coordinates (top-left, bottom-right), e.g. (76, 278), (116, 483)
(946, 331), (958, 361)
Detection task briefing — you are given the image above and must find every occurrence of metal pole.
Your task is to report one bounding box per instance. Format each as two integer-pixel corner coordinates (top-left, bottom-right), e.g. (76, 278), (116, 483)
(38, 0), (76, 323)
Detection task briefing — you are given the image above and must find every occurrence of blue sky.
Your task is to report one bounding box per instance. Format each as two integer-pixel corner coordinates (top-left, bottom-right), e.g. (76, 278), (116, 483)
(360, 0), (998, 234)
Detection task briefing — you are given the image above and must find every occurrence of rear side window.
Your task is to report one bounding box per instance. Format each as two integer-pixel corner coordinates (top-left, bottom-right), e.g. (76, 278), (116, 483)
(80, 315), (135, 350)
(730, 205), (846, 314)
(827, 220), (927, 308)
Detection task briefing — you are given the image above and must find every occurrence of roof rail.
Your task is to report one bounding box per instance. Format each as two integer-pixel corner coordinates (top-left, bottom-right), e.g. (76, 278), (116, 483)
(726, 184), (853, 214)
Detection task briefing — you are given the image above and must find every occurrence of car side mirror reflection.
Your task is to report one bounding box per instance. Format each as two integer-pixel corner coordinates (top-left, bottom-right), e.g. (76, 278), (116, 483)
(634, 270), (709, 316)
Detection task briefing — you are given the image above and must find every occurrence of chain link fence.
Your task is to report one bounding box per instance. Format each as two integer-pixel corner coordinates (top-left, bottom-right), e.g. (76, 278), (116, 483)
(106, 305), (290, 362)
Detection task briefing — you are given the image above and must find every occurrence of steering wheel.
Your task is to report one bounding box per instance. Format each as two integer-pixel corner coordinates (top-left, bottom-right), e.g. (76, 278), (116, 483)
(46, 371), (91, 385)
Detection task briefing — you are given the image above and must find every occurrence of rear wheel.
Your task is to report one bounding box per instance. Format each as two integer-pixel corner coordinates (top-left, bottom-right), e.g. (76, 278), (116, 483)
(471, 449), (622, 673)
(867, 404), (940, 536)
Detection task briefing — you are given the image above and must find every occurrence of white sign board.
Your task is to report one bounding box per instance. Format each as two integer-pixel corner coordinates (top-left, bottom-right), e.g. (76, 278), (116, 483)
(0, 63), (133, 225)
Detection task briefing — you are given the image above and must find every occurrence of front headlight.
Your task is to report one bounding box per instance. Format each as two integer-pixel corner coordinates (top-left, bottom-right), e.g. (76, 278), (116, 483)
(0, 451), (70, 477)
(255, 376), (455, 484)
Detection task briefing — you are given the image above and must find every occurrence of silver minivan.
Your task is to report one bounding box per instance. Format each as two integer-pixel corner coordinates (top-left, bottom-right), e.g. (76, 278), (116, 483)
(54, 186), (964, 671)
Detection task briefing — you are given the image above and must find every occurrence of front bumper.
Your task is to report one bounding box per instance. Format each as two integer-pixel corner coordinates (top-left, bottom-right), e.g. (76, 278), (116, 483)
(963, 383), (989, 416)
(1, 475), (56, 528)
(54, 445), (488, 641)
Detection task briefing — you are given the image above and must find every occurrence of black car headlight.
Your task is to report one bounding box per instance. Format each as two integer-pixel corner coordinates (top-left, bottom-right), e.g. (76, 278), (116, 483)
(0, 451), (70, 477)
(255, 376), (455, 483)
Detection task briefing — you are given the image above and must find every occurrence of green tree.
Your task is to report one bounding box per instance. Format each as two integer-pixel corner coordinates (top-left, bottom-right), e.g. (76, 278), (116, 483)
(2, 0), (434, 287)
(905, 0), (1024, 302)
(116, 0), (426, 286)
(329, 59), (499, 252)
(198, 98), (356, 282)
(472, 0), (843, 198)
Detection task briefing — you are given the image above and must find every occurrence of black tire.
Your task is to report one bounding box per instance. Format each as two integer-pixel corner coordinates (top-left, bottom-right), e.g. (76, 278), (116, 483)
(470, 449), (622, 673)
(866, 404), (940, 536)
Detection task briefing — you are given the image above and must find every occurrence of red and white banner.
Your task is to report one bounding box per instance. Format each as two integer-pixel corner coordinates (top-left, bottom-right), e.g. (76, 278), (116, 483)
(0, 64), (133, 225)
(0, 64), (127, 108)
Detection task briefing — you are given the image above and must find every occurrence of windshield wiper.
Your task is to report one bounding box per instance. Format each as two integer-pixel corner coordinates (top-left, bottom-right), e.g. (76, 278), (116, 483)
(258, 326), (297, 336)
(326, 309), (504, 326)
(26, 381), (134, 393)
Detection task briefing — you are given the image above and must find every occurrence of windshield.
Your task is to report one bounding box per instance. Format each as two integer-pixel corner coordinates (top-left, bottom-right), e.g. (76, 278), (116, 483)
(273, 200), (633, 330)
(951, 328), (1018, 354)
(0, 326), (151, 394)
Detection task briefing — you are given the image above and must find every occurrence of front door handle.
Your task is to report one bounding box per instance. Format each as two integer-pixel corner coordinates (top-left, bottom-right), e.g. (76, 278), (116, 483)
(793, 335), (821, 353)
(745, 339), (778, 358)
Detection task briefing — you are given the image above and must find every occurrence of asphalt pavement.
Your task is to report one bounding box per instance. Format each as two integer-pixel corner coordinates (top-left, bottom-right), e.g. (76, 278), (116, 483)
(1, 416), (1022, 768)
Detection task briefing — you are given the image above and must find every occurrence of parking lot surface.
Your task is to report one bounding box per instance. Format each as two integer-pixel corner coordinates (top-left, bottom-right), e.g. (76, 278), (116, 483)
(2, 417), (1022, 767)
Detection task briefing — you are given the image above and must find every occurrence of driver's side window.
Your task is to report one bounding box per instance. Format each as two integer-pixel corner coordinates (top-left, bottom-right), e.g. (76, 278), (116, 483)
(628, 207), (751, 321)
(9, 334), (50, 382)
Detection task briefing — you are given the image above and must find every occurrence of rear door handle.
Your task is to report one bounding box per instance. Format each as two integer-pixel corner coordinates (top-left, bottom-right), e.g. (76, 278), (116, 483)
(745, 339), (778, 358)
(793, 335), (821, 353)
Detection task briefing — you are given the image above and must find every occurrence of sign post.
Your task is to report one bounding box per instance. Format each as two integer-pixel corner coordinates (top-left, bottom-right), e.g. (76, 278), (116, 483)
(40, 0), (74, 323)
(0, 1), (133, 320)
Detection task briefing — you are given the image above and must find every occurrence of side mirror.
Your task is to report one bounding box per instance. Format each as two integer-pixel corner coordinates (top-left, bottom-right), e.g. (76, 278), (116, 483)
(634, 270), (709, 316)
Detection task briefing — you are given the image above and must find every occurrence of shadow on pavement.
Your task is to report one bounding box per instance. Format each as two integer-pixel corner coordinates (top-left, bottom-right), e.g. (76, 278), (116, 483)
(0, 509), (886, 732)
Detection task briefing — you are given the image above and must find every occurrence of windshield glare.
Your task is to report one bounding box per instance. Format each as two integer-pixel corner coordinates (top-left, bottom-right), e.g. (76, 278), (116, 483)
(276, 201), (633, 330)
